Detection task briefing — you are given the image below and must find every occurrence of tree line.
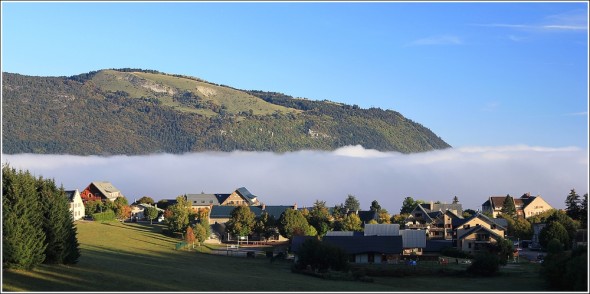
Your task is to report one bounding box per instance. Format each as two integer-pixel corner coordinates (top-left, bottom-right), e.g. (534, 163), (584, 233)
(2, 164), (80, 270)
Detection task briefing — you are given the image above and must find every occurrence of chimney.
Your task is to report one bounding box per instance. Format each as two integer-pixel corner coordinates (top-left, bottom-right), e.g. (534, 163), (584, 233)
(262, 203), (266, 210)
(294, 203), (297, 210)
(355, 210), (359, 215)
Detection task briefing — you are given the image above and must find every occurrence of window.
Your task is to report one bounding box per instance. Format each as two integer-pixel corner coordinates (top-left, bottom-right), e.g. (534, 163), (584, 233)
(468, 243), (472, 249)
(491, 224), (497, 229)
(201, 200), (205, 203)
(368, 253), (375, 263)
(463, 225), (470, 229)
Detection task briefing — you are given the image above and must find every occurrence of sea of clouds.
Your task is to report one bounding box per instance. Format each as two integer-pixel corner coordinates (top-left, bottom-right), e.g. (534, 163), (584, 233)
(2, 145), (588, 214)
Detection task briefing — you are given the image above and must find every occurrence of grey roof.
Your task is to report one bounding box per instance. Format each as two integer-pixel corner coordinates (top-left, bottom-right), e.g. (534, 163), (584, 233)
(432, 203), (463, 214)
(323, 236), (403, 254)
(400, 229), (427, 248)
(364, 224), (400, 236)
(91, 181), (123, 200)
(235, 187), (257, 205)
(424, 240), (453, 252)
(185, 193), (229, 206)
(325, 231), (363, 237)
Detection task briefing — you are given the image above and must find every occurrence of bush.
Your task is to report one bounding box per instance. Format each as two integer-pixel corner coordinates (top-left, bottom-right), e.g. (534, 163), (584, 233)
(467, 251), (501, 276)
(295, 238), (349, 272)
(541, 246), (588, 291)
(92, 210), (116, 222)
(441, 247), (473, 259)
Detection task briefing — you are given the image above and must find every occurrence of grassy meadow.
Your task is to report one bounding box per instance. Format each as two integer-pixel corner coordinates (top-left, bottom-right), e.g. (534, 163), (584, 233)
(2, 221), (548, 292)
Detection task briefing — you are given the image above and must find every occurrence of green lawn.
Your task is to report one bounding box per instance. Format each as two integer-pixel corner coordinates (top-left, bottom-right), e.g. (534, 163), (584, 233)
(2, 221), (548, 291)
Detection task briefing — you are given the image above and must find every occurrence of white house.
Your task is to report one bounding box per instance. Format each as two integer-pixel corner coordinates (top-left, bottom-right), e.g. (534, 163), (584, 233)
(65, 190), (85, 221)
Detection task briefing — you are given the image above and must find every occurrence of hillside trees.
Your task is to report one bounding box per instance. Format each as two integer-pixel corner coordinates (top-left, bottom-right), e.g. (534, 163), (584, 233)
(2, 164), (80, 269)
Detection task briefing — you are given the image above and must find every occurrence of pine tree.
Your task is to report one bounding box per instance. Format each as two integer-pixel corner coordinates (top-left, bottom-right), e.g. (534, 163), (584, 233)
(344, 195), (361, 212)
(2, 165), (47, 269)
(565, 189), (581, 220)
(37, 177), (69, 264)
(501, 194), (516, 218)
(369, 200), (381, 212)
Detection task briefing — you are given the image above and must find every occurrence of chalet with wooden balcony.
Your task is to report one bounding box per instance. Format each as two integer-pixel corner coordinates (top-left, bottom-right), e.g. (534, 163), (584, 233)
(404, 201), (464, 240)
(80, 181), (125, 203)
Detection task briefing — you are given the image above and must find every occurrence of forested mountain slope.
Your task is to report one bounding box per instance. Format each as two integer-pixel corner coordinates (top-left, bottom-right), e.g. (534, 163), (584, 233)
(2, 69), (451, 155)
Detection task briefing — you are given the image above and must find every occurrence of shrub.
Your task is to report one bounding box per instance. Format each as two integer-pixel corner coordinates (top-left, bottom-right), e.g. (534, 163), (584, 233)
(467, 251), (501, 276)
(541, 245), (588, 291)
(441, 247), (473, 259)
(92, 210), (116, 222)
(296, 238), (349, 272)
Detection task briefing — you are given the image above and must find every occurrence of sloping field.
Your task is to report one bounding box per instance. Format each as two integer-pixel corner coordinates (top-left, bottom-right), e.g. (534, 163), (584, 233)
(1, 221), (547, 291)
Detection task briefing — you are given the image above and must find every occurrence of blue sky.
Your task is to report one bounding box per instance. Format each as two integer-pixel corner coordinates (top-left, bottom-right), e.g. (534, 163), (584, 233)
(2, 1), (588, 149)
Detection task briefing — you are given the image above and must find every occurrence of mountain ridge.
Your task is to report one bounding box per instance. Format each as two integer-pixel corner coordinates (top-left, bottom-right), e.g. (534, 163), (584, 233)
(1, 69), (451, 155)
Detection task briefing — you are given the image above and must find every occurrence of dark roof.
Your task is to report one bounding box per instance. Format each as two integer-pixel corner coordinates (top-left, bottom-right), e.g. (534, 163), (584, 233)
(322, 236), (403, 254)
(357, 210), (378, 223)
(481, 199), (491, 208)
(432, 203), (463, 214)
(261, 206), (294, 219)
(427, 211), (441, 219)
(424, 240), (453, 253)
(64, 190), (77, 202)
(210, 206), (241, 218)
(490, 196), (508, 209)
(290, 236), (317, 253)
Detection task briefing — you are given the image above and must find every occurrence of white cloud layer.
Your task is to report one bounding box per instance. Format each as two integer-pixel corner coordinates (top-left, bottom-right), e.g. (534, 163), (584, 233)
(2, 145), (588, 214)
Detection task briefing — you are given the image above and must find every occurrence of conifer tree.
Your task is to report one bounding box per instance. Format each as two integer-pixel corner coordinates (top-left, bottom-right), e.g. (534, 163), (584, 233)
(501, 194), (516, 218)
(36, 178), (80, 264)
(565, 189), (581, 220)
(2, 165), (47, 269)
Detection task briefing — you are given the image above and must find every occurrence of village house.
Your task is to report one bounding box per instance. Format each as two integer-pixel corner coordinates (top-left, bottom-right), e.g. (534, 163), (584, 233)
(64, 189), (85, 221)
(404, 201), (464, 240)
(453, 212), (508, 254)
(185, 187), (260, 211)
(481, 193), (553, 218)
(208, 204), (295, 242)
(130, 203), (164, 221)
(323, 235), (403, 264)
(80, 181), (125, 203)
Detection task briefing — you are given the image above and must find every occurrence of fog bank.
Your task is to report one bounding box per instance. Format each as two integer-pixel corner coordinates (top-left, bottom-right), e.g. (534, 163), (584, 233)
(3, 145), (588, 214)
